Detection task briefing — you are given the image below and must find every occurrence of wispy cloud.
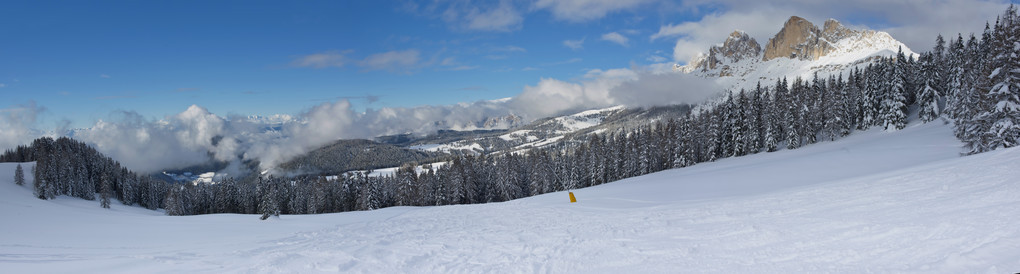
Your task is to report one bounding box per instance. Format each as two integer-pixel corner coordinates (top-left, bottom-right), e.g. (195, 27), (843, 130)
(493, 45), (526, 52)
(601, 32), (630, 47)
(533, 0), (657, 22)
(463, 0), (523, 32)
(292, 50), (352, 69)
(439, 57), (477, 71)
(446, 65), (479, 71)
(175, 87), (199, 92)
(359, 49), (421, 72)
(93, 95), (136, 100)
(545, 58), (583, 66)
(646, 55), (667, 63)
(407, 0), (523, 32)
(100, 74), (111, 79)
(337, 95), (381, 104)
(563, 38), (585, 50)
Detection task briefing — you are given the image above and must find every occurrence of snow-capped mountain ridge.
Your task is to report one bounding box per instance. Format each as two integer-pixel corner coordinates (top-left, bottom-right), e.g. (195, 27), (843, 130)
(683, 30), (762, 74)
(679, 16), (915, 91)
(409, 106), (633, 154)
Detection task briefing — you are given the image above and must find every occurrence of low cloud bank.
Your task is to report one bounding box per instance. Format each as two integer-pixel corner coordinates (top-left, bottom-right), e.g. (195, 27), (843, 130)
(6, 65), (723, 174)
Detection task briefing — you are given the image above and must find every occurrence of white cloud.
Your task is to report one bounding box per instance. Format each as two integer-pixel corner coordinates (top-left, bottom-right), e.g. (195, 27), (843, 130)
(601, 32), (630, 47)
(646, 55), (667, 63)
(440, 57), (478, 71)
(0, 101), (43, 152)
(545, 58), (583, 66)
(495, 45), (527, 52)
(563, 38), (585, 50)
(649, 9), (783, 63)
(244, 100), (359, 170)
(509, 65), (721, 118)
(533, 0), (657, 22)
(72, 105), (242, 173)
(292, 50), (351, 68)
(0, 83), (6, 88)
(447, 65), (479, 71)
(75, 112), (210, 173)
(100, 74), (111, 78)
(359, 49), (421, 72)
(463, 0), (523, 32)
(412, 0), (523, 32)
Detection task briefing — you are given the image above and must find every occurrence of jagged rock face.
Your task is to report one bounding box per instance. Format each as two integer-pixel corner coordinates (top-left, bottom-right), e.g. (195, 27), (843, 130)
(690, 31), (762, 74)
(762, 16), (856, 61)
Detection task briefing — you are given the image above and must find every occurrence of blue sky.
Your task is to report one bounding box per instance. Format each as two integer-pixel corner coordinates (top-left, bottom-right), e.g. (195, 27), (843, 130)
(1, 0), (1015, 131)
(1, 1), (680, 129)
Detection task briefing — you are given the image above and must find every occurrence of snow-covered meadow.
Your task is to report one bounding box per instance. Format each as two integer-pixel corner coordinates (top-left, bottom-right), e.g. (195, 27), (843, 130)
(1, 122), (1019, 273)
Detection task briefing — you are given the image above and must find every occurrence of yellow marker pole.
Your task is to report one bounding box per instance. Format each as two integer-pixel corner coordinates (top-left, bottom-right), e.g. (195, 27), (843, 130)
(569, 192), (577, 203)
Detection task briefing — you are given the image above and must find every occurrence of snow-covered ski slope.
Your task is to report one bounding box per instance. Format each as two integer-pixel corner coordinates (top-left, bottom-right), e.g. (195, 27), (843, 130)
(2, 121), (1019, 273)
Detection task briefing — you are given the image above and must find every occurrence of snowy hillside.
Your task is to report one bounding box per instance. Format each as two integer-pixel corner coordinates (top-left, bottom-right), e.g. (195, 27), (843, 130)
(409, 106), (630, 154)
(2, 121), (1019, 272)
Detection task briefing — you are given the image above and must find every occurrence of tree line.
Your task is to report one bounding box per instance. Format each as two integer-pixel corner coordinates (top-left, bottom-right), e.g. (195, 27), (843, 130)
(2, 137), (172, 210)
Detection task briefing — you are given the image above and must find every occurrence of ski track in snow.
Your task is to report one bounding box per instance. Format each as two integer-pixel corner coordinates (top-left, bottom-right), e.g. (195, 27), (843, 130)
(1, 122), (1019, 273)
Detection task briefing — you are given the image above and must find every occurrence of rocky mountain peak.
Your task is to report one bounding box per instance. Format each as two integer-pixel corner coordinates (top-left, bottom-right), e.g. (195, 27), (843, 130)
(686, 29), (761, 74)
(823, 19), (845, 35)
(679, 14), (913, 91)
(762, 16), (832, 61)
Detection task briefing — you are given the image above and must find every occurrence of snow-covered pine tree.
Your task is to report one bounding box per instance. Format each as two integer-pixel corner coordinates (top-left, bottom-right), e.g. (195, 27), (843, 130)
(100, 174), (112, 209)
(675, 116), (696, 167)
(805, 73), (825, 144)
(748, 83), (765, 154)
(719, 93), (736, 157)
(968, 6), (1020, 152)
(947, 35), (968, 119)
(763, 88), (780, 152)
(163, 185), (185, 216)
(394, 164), (418, 206)
(882, 55), (909, 131)
(763, 79), (783, 152)
(824, 74), (844, 141)
(860, 64), (880, 129)
(918, 52), (943, 122)
(258, 176), (280, 220)
(839, 72), (858, 137)
(958, 26), (997, 151)
(785, 78), (803, 149)
(952, 35), (985, 142)
(14, 163), (24, 186)
(731, 90), (748, 157)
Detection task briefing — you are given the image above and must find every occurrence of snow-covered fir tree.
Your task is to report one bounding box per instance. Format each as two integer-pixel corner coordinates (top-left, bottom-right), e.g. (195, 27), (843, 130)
(14, 163), (24, 186)
(918, 52), (943, 122)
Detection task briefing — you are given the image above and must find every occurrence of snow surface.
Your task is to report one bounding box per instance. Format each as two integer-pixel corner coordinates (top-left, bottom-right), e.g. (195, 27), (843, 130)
(2, 122), (1020, 273)
(549, 106), (624, 134)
